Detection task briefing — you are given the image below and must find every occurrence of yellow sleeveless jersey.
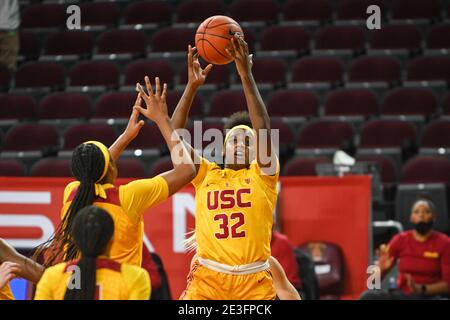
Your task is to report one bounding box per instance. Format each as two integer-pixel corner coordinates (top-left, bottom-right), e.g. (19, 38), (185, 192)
(34, 259), (150, 300)
(0, 282), (14, 300)
(192, 157), (279, 266)
(60, 177), (168, 267)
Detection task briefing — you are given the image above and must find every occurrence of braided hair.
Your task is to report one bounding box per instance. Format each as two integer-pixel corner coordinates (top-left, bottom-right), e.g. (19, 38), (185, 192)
(64, 205), (114, 300)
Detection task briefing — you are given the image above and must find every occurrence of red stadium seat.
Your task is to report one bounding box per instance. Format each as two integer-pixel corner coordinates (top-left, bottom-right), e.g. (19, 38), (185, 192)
(407, 57), (450, 83)
(0, 65), (10, 91)
(282, 156), (330, 176)
(15, 62), (65, 89)
(21, 4), (66, 29)
(30, 159), (71, 177)
(117, 159), (146, 178)
(19, 31), (41, 60)
(176, 0), (225, 23)
(3, 124), (58, 152)
(349, 57), (401, 83)
(282, 0), (332, 22)
(94, 92), (136, 119)
(260, 26), (309, 52)
(0, 95), (35, 120)
(38, 93), (91, 120)
(124, 60), (174, 88)
(229, 0), (279, 23)
(151, 28), (195, 53)
(292, 57), (343, 84)
(0, 160), (26, 177)
(421, 120), (450, 149)
(43, 31), (92, 56)
(208, 90), (246, 117)
(126, 124), (165, 150)
(166, 91), (204, 118)
(148, 156), (173, 177)
(63, 124), (117, 150)
(444, 94), (450, 115)
(324, 89), (378, 117)
(123, 0), (173, 26)
(401, 156), (450, 184)
(297, 120), (353, 149)
(97, 30), (147, 56)
(426, 24), (450, 49)
(369, 25), (421, 50)
(79, 2), (120, 27)
(69, 61), (118, 87)
(315, 26), (365, 51)
(382, 88), (437, 117)
(391, 0), (441, 20)
(359, 119), (416, 148)
(355, 155), (398, 184)
(337, 0), (385, 20)
(250, 58), (286, 85)
(271, 120), (294, 148)
(268, 89), (319, 118)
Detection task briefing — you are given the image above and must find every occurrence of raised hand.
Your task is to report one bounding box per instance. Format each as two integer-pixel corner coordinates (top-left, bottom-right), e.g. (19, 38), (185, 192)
(376, 244), (394, 272)
(187, 45), (213, 89)
(135, 76), (169, 123)
(123, 94), (145, 140)
(225, 34), (253, 77)
(0, 262), (21, 289)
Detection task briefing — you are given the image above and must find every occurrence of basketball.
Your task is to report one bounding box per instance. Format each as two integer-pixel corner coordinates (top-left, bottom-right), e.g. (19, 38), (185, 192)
(195, 15), (244, 65)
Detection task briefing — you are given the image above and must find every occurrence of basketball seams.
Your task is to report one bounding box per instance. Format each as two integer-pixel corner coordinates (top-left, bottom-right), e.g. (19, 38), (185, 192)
(196, 38), (230, 61)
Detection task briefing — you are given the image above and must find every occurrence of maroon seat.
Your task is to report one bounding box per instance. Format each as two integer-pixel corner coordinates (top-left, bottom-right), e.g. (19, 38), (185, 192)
(148, 156), (173, 177)
(337, 0), (385, 20)
(260, 26), (309, 52)
(44, 31), (92, 56)
(209, 90), (247, 117)
(166, 91), (204, 117)
(268, 89), (319, 118)
(79, 2), (120, 27)
(297, 120), (353, 149)
(369, 25), (421, 50)
(324, 89), (378, 117)
(298, 242), (344, 299)
(282, 156), (329, 176)
(427, 24), (450, 49)
(97, 30), (147, 56)
(63, 124), (116, 150)
(282, 0), (332, 22)
(271, 120), (294, 148)
(382, 88), (437, 116)
(251, 58), (286, 85)
(123, 0), (172, 25)
(0, 160), (26, 177)
(21, 4), (66, 29)
(4, 124), (58, 152)
(124, 60), (174, 88)
(176, 0), (225, 23)
(391, 0), (441, 20)
(0, 95), (35, 120)
(69, 61), (118, 87)
(30, 159), (71, 177)
(407, 57), (450, 83)
(421, 120), (450, 149)
(38, 93), (91, 120)
(19, 31), (41, 59)
(117, 159), (146, 178)
(360, 120), (416, 148)
(229, 0), (278, 23)
(0, 65), (10, 90)
(356, 155), (398, 184)
(315, 26), (365, 50)
(349, 57), (401, 83)
(126, 124), (165, 150)
(292, 57), (343, 84)
(151, 28), (195, 53)
(178, 64), (229, 87)
(444, 94), (450, 115)
(402, 156), (450, 184)
(15, 62), (65, 89)
(94, 92), (137, 119)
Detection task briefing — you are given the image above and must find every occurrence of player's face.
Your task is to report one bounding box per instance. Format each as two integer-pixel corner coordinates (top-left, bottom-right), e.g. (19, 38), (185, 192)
(410, 201), (433, 224)
(224, 129), (255, 169)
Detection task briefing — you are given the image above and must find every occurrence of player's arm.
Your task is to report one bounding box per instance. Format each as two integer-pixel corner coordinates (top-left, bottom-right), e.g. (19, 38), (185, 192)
(227, 35), (278, 176)
(0, 238), (44, 284)
(108, 94), (145, 162)
(269, 256), (301, 300)
(135, 76), (196, 196)
(127, 267), (151, 300)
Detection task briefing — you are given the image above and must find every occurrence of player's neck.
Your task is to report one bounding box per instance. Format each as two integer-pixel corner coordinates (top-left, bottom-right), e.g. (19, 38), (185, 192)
(412, 229), (432, 242)
(224, 164), (249, 171)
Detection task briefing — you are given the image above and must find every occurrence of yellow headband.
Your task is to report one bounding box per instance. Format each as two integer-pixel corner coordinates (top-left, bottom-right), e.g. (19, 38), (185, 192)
(224, 125), (255, 146)
(83, 141), (110, 183)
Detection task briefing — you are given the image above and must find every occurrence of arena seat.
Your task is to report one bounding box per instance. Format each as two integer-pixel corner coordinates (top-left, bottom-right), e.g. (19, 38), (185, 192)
(63, 124), (117, 150)
(426, 24), (450, 50)
(21, 4), (66, 30)
(176, 0), (225, 23)
(124, 60), (174, 89)
(282, 156), (330, 176)
(348, 56), (402, 84)
(15, 62), (65, 90)
(30, 159), (71, 177)
(324, 89), (378, 118)
(69, 61), (119, 88)
(381, 88), (437, 117)
(0, 94), (35, 121)
(407, 57), (450, 83)
(3, 124), (59, 152)
(391, 0), (441, 21)
(296, 120), (353, 151)
(208, 90), (247, 117)
(117, 159), (146, 178)
(355, 155), (398, 185)
(123, 0), (172, 27)
(78, 2), (120, 29)
(359, 119), (416, 149)
(43, 31), (92, 57)
(38, 93), (92, 120)
(420, 120), (450, 149)
(229, 0), (279, 24)
(260, 26), (309, 52)
(315, 26), (365, 51)
(148, 156), (173, 177)
(166, 91), (204, 118)
(0, 160), (26, 177)
(282, 0), (332, 22)
(291, 57), (343, 85)
(94, 92), (137, 120)
(267, 89), (319, 118)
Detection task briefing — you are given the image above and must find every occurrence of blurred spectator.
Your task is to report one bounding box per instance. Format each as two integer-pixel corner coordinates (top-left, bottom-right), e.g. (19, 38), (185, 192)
(362, 198), (450, 299)
(271, 231), (302, 290)
(0, 0), (20, 71)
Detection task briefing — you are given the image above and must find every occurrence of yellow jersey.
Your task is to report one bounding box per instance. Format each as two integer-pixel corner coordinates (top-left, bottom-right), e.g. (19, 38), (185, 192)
(192, 157), (279, 266)
(0, 283), (14, 300)
(34, 258), (150, 300)
(60, 177), (168, 267)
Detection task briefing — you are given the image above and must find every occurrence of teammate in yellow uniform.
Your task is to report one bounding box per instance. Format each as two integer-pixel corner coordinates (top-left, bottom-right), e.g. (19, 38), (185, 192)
(35, 206), (150, 300)
(166, 35), (279, 300)
(0, 238), (44, 300)
(38, 78), (195, 267)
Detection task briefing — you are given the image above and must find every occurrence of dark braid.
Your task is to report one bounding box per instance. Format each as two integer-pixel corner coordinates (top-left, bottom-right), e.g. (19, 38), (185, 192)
(64, 206), (114, 300)
(34, 143), (106, 266)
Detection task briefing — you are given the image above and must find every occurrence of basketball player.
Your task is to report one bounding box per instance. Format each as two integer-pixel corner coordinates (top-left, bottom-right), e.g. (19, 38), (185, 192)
(166, 34), (279, 300)
(35, 206), (150, 300)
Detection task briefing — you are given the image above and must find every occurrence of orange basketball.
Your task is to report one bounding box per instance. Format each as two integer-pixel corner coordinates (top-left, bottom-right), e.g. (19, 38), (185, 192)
(195, 15), (244, 65)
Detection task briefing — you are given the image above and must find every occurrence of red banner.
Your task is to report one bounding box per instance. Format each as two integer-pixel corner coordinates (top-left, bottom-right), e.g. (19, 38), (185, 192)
(0, 176), (371, 299)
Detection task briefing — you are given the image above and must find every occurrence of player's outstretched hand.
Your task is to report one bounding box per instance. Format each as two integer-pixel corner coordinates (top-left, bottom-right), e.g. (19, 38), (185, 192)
(0, 262), (21, 289)
(376, 244), (394, 272)
(187, 44), (213, 89)
(226, 33), (253, 78)
(123, 94), (145, 140)
(135, 76), (169, 123)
